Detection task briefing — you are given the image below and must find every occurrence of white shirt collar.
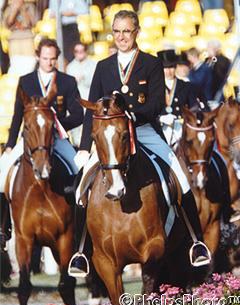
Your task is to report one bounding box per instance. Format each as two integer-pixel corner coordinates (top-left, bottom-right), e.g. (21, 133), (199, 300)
(117, 49), (136, 70)
(38, 68), (54, 87)
(165, 79), (175, 90)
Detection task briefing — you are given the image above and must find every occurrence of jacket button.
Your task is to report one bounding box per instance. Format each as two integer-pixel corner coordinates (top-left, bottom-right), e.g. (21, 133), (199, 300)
(129, 92), (133, 96)
(129, 104), (133, 109)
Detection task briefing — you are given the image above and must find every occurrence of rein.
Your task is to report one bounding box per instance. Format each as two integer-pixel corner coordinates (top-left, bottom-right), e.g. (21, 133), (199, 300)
(92, 112), (133, 171)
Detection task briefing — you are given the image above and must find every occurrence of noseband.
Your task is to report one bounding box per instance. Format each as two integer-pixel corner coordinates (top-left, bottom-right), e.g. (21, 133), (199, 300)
(92, 112), (130, 172)
(185, 122), (215, 167)
(24, 106), (53, 163)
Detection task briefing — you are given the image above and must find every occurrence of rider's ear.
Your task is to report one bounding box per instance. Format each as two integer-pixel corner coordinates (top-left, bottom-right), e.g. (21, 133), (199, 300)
(17, 85), (31, 106)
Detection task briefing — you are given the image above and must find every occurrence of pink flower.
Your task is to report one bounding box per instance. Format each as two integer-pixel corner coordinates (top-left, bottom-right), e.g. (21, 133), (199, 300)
(212, 273), (222, 282)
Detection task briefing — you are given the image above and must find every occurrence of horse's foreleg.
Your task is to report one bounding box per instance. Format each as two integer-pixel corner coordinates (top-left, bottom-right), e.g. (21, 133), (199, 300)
(203, 219), (220, 256)
(15, 235), (33, 305)
(142, 261), (161, 295)
(57, 233), (76, 305)
(92, 253), (123, 305)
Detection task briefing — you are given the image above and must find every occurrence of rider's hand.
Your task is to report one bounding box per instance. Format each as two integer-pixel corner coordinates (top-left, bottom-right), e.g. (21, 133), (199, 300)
(74, 150), (90, 171)
(159, 114), (177, 126)
(130, 112), (136, 122)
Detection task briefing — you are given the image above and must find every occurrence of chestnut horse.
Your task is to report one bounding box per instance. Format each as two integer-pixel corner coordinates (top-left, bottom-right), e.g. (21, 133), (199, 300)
(4, 88), (76, 305)
(176, 107), (222, 257)
(79, 94), (207, 305)
(215, 98), (240, 208)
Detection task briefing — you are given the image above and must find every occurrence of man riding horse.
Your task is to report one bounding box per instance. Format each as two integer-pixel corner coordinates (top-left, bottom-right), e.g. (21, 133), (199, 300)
(68, 10), (211, 276)
(0, 38), (84, 249)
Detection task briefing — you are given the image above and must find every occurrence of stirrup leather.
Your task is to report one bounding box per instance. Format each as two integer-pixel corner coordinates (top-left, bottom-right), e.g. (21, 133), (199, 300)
(189, 241), (211, 267)
(68, 252), (90, 278)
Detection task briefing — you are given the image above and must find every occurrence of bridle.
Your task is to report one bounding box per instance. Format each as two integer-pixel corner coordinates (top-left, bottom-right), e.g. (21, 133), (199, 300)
(185, 122), (215, 168)
(92, 111), (132, 173)
(24, 106), (53, 165)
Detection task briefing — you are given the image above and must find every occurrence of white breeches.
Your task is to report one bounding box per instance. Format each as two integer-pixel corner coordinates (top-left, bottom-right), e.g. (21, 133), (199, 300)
(136, 123), (190, 193)
(0, 139), (23, 192)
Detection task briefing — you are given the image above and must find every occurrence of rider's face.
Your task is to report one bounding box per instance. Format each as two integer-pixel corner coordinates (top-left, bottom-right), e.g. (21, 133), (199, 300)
(112, 17), (139, 53)
(38, 46), (58, 73)
(164, 67), (176, 80)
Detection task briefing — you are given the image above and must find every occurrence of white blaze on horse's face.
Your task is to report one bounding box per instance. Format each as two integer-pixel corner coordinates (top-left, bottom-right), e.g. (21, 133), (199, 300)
(197, 131), (206, 146)
(104, 125), (126, 199)
(37, 114), (45, 129)
(196, 170), (205, 189)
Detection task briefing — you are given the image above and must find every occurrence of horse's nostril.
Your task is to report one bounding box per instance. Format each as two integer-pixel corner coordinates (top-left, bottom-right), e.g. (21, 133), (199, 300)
(118, 188), (125, 200)
(105, 192), (116, 200)
(105, 188), (125, 201)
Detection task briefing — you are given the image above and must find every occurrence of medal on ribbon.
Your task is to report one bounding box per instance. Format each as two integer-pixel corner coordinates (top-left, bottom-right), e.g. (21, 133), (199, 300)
(118, 49), (139, 94)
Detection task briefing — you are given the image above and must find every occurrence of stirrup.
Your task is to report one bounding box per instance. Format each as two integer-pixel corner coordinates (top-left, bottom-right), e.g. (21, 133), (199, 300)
(68, 252), (90, 278)
(189, 241), (211, 267)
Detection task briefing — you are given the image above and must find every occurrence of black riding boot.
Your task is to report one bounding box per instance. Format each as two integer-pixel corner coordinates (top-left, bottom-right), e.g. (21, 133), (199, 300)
(64, 169), (83, 195)
(0, 192), (12, 248)
(181, 190), (211, 267)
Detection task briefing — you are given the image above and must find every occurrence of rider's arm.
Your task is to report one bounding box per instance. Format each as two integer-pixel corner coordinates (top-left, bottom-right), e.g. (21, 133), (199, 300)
(58, 75), (84, 131)
(79, 61), (104, 152)
(132, 57), (165, 125)
(5, 83), (24, 149)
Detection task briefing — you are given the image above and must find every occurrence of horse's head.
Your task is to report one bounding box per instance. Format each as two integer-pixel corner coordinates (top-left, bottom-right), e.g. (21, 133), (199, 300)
(19, 84), (56, 180)
(216, 98), (240, 172)
(182, 106), (219, 190)
(80, 93), (132, 200)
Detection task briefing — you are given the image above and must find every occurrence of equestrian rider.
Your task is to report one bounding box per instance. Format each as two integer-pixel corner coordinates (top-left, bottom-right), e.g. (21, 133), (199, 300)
(68, 10), (211, 276)
(0, 38), (84, 245)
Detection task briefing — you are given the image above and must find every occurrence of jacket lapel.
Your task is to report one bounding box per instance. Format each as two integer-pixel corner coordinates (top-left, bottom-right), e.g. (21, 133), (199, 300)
(32, 70), (43, 96)
(130, 51), (144, 77)
(110, 54), (121, 84)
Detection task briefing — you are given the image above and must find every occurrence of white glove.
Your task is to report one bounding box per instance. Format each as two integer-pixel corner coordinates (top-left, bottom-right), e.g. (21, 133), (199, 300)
(159, 114), (177, 126)
(130, 112), (136, 122)
(74, 150), (90, 171)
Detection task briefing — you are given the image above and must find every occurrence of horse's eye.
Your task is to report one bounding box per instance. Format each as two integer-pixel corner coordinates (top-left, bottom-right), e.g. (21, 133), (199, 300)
(121, 131), (129, 141)
(228, 124), (234, 131)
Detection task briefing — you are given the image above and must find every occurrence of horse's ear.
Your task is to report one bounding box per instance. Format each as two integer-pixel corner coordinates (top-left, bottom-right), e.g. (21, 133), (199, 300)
(46, 73), (57, 104)
(209, 104), (221, 118)
(113, 92), (126, 111)
(17, 85), (31, 107)
(227, 96), (236, 107)
(182, 105), (196, 122)
(79, 98), (98, 111)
